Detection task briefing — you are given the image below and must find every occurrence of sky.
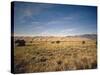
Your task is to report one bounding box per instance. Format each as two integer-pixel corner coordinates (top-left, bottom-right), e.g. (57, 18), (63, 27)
(13, 2), (97, 36)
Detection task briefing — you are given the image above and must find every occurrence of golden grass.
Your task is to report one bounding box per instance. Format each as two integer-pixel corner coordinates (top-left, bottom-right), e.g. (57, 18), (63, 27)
(14, 38), (97, 73)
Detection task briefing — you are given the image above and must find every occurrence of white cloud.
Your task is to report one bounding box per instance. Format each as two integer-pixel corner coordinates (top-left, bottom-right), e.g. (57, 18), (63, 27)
(44, 15), (74, 26)
(24, 9), (33, 16)
(61, 28), (76, 33)
(21, 4), (56, 18)
(36, 28), (77, 36)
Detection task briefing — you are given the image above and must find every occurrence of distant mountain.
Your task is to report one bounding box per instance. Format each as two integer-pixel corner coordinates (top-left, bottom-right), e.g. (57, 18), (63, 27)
(78, 34), (97, 40)
(65, 34), (97, 40)
(14, 34), (97, 41)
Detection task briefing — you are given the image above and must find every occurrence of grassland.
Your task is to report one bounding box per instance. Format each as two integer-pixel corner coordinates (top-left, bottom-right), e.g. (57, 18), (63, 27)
(14, 36), (97, 73)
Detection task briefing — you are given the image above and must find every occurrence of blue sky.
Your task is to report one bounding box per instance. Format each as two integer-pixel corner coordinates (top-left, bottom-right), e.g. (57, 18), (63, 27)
(13, 2), (97, 36)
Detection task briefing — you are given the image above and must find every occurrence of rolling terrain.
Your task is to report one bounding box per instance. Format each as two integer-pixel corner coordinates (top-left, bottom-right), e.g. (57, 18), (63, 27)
(14, 34), (97, 73)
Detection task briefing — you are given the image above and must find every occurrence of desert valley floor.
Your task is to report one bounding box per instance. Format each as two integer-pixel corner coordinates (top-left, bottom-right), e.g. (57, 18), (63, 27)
(13, 36), (97, 73)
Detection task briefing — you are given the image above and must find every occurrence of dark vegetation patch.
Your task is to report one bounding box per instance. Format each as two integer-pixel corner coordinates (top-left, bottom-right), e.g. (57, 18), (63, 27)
(57, 60), (62, 65)
(56, 41), (60, 44)
(82, 41), (85, 44)
(15, 39), (26, 46)
(40, 57), (47, 62)
(51, 41), (55, 44)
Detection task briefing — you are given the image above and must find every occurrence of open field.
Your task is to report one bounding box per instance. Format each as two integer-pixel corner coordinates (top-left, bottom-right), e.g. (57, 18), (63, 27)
(14, 36), (97, 73)
(12, 2), (97, 74)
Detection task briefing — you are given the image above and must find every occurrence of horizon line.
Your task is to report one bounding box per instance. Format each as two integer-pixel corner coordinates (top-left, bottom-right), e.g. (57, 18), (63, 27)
(13, 33), (97, 37)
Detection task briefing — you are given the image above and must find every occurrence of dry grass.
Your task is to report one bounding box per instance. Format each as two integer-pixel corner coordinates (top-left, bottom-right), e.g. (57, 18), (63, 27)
(14, 37), (97, 73)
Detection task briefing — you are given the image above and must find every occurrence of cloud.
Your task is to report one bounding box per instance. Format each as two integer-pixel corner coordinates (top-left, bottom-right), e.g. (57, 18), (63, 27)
(59, 28), (76, 35)
(17, 4), (57, 25)
(20, 3), (56, 17)
(36, 27), (77, 36)
(20, 8), (40, 18)
(45, 15), (74, 24)
(62, 28), (76, 32)
(24, 9), (33, 16)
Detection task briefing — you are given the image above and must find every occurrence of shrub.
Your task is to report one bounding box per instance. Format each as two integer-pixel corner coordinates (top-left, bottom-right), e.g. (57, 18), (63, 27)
(30, 41), (32, 43)
(57, 60), (62, 65)
(51, 41), (55, 44)
(40, 57), (47, 62)
(15, 39), (26, 46)
(56, 41), (60, 44)
(82, 41), (85, 44)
